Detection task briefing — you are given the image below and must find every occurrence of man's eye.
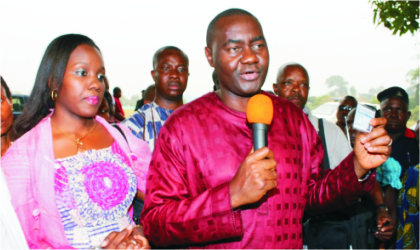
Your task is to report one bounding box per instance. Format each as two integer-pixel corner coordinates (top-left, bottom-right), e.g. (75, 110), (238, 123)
(229, 47), (240, 53)
(101, 109), (108, 113)
(252, 44), (264, 50)
(75, 69), (87, 76)
(283, 81), (291, 86)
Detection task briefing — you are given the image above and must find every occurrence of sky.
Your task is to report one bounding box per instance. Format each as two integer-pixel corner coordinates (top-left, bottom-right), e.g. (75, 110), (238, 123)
(0, 0), (418, 103)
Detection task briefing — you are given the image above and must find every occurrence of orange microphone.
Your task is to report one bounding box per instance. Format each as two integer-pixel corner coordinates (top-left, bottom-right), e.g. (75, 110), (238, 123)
(246, 94), (274, 150)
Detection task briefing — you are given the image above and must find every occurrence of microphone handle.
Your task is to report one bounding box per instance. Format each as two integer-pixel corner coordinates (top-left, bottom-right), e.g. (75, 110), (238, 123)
(253, 123), (268, 150)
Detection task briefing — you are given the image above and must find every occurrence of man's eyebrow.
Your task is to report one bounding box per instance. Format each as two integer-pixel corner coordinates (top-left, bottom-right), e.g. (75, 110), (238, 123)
(223, 39), (242, 46)
(251, 36), (265, 43)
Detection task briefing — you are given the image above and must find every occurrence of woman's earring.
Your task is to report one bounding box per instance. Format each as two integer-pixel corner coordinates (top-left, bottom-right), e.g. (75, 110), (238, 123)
(51, 90), (58, 101)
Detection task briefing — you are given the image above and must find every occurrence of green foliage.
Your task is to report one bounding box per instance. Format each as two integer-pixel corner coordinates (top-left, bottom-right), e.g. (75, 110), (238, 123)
(121, 94), (140, 107)
(371, 0), (419, 36)
(349, 86), (357, 97)
(325, 75), (349, 96)
(410, 105), (419, 123)
(406, 68), (419, 109)
(306, 95), (333, 111)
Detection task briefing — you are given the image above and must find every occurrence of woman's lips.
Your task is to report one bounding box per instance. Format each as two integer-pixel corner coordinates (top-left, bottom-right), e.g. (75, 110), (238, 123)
(85, 96), (99, 105)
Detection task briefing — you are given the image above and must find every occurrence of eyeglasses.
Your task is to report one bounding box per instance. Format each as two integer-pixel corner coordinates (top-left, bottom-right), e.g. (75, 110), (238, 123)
(339, 105), (353, 112)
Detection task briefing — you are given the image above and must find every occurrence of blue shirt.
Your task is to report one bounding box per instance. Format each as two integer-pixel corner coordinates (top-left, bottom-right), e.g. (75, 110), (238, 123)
(122, 102), (173, 152)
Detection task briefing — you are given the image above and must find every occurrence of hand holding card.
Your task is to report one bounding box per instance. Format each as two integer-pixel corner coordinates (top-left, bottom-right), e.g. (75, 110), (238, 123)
(353, 104), (376, 133)
(352, 116), (392, 179)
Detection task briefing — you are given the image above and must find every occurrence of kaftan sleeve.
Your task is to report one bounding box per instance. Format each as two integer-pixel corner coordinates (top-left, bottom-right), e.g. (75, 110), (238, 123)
(140, 119), (242, 247)
(305, 120), (376, 215)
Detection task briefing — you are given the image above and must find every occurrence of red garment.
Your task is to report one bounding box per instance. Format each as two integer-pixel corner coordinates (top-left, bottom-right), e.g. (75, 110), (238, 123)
(141, 92), (375, 249)
(114, 97), (125, 117)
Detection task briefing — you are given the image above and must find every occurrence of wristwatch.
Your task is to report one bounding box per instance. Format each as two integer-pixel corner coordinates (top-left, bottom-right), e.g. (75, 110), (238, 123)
(376, 204), (388, 211)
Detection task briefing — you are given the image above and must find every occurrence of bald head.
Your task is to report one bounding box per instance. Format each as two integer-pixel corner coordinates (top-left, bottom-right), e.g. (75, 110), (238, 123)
(152, 46), (189, 70)
(206, 8), (256, 47)
(276, 63), (309, 83)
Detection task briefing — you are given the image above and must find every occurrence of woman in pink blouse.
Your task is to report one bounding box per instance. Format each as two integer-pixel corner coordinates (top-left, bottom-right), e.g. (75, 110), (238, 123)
(2, 34), (151, 249)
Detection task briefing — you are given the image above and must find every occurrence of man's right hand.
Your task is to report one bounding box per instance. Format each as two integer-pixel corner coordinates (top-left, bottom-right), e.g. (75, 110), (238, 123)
(229, 147), (277, 209)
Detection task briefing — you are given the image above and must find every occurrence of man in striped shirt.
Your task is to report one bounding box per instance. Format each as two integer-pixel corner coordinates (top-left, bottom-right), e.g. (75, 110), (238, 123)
(123, 46), (189, 152)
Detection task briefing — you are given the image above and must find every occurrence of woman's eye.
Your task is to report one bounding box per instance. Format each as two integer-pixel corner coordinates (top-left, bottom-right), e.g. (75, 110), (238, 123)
(98, 74), (105, 81)
(75, 69), (87, 76)
(101, 109), (108, 113)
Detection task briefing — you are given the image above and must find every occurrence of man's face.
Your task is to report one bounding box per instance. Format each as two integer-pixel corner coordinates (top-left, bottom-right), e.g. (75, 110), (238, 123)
(273, 66), (309, 109)
(205, 15), (269, 97)
(380, 97), (411, 134)
(336, 98), (357, 124)
(152, 50), (188, 101)
(346, 109), (359, 148)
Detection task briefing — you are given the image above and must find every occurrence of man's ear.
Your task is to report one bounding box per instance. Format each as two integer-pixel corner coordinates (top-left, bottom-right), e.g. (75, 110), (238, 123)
(204, 47), (214, 67)
(406, 111), (411, 122)
(151, 70), (155, 80)
(272, 83), (278, 95)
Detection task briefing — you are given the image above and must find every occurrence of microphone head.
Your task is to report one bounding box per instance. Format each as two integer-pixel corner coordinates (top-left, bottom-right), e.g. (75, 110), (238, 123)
(246, 94), (274, 125)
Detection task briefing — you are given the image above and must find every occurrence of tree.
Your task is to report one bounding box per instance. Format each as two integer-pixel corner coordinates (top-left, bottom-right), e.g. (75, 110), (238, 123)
(325, 75), (349, 96)
(406, 68), (419, 109)
(349, 86), (357, 97)
(371, 0), (419, 36)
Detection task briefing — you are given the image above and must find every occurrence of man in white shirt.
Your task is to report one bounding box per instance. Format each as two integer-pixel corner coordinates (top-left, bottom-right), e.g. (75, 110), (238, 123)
(273, 62), (351, 169)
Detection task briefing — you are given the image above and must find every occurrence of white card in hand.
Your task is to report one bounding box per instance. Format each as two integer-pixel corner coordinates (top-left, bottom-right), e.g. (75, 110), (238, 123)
(353, 104), (376, 133)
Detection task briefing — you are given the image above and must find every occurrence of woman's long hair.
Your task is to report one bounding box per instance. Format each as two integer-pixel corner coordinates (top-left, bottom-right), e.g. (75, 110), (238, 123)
(11, 34), (101, 141)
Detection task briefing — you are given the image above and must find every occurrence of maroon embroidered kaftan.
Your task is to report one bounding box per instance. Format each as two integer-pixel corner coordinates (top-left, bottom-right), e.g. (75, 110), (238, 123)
(141, 92), (375, 248)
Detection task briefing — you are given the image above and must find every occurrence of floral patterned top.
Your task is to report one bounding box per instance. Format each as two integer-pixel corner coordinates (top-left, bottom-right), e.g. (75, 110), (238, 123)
(54, 141), (137, 249)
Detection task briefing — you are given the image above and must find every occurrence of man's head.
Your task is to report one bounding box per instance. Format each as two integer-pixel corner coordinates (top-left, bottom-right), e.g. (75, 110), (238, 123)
(378, 87), (410, 134)
(205, 8), (269, 98)
(336, 96), (357, 125)
(151, 46), (189, 102)
(144, 84), (156, 105)
(346, 108), (358, 148)
(113, 87), (121, 98)
(273, 63), (309, 109)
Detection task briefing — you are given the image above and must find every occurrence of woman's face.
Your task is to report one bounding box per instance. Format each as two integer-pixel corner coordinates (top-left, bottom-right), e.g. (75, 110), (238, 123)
(55, 44), (105, 118)
(1, 87), (13, 135)
(96, 97), (110, 122)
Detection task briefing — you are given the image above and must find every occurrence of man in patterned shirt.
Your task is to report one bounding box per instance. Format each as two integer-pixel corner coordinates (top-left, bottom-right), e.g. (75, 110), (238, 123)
(123, 46), (189, 152)
(141, 8), (392, 249)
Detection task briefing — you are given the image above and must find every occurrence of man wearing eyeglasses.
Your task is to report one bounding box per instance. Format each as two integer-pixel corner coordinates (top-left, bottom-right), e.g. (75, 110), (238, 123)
(273, 63), (351, 169)
(336, 96), (358, 135)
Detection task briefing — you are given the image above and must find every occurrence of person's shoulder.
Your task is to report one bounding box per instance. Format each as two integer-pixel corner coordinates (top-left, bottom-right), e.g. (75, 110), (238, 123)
(170, 93), (215, 118)
(266, 91), (303, 115)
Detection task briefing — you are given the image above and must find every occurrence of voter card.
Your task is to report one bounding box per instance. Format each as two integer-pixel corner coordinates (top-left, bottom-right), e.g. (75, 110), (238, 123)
(353, 104), (376, 133)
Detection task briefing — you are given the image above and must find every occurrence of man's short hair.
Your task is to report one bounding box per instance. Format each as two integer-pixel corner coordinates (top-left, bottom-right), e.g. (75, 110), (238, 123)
(113, 87), (121, 96)
(206, 8), (255, 47)
(144, 84), (156, 102)
(152, 46), (189, 70)
(342, 95), (358, 105)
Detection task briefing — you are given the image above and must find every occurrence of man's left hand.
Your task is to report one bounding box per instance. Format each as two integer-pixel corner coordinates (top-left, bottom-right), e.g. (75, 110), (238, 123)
(375, 210), (396, 241)
(353, 117), (392, 178)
